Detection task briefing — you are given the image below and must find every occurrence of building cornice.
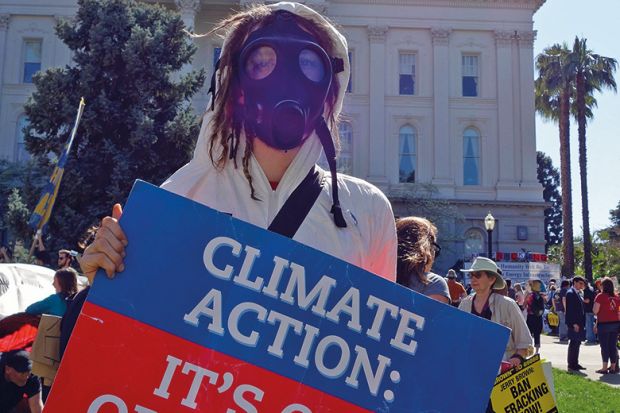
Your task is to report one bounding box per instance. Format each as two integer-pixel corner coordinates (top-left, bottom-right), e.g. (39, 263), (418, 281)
(330, 0), (546, 12)
(0, 14), (10, 30)
(367, 25), (388, 41)
(389, 194), (546, 209)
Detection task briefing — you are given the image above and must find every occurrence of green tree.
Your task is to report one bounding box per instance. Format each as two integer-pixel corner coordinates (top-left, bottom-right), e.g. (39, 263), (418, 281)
(4, 189), (31, 243)
(604, 200), (620, 245)
(536, 151), (562, 250)
(536, 43), (575, 277)
(0, 160), (47, 245)
(570, 37), (617, 282)
(23, 0), (205, 251)
(610, 201), (620, 228)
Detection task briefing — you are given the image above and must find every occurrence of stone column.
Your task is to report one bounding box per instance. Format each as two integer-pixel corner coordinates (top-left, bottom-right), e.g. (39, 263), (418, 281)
(0, 14), (10, 140)
(430, 28), (451, 185)
(495, 30), (516, 189)
(176, 0), (200, 32)
(517, 30), (538, 186)
(175, 0), (200, 77)
(367, 25), (388, 183)
(0, 15), (10, 87)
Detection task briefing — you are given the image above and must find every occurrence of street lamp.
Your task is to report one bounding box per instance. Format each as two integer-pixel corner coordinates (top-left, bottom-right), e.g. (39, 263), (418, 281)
(484, 211), (496, 259)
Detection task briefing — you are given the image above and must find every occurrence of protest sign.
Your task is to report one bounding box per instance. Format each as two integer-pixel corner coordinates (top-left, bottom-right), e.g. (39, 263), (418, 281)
(46, 180), (509, 412)
(490, 354), (557, 413)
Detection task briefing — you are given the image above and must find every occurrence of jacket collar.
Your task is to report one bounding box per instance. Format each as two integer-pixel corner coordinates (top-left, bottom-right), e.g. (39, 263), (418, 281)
(243, 133), (323, 199)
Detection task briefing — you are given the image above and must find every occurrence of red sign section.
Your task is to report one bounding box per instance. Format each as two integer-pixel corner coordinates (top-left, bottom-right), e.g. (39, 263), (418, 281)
(46, 303), (370, 413)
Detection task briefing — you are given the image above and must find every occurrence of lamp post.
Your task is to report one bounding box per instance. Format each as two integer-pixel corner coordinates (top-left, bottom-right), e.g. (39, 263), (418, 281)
(484, 211), (496, 259)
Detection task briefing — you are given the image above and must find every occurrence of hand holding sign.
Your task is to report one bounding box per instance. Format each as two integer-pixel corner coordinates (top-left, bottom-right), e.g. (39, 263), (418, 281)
(80, 204), (127, 281)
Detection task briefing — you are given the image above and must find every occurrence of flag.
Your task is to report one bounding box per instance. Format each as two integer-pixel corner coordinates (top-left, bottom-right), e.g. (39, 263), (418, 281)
(28, 98), (85, 232)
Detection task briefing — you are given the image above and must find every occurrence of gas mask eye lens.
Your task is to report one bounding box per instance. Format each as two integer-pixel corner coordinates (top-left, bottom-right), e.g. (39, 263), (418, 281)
(299, 49), (325, 82)
(245, 46), (277, 80)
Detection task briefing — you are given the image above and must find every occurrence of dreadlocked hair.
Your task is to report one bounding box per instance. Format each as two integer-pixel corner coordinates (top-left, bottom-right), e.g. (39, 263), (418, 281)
(204, 5), (343, 198)
(396, 217), (438, 287)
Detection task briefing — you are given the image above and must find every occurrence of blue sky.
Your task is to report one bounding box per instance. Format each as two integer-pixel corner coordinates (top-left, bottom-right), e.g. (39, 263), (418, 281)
(534, 0), (620, 234)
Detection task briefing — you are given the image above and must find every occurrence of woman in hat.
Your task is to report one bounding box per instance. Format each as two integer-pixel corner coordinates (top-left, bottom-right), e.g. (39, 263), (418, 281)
(396, 217), (450, 304)
(459, 257), (533, 367)
(79, 3), (397, 283)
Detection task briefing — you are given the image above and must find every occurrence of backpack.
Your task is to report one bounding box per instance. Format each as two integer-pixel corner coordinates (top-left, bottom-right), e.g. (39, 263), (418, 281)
(531, 293), (545, 316)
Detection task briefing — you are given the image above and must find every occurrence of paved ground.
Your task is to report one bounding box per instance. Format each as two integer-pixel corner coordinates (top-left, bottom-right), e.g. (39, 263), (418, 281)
(538, 334), (620, 388)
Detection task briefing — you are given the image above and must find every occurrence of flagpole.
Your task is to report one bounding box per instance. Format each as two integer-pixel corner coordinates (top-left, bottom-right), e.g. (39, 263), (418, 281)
(28, 98), (86, 260)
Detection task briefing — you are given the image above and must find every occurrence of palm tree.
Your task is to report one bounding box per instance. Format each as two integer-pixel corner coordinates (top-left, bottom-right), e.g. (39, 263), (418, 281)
(570, 37), (617, 282)
(535, 44), (576, 277)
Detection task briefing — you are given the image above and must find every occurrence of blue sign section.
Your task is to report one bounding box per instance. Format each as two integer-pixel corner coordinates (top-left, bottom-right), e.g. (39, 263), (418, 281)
(88, 180), (509, 412)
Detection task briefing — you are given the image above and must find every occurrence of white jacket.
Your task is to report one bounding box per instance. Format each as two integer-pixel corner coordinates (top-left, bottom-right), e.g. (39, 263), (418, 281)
(161, 2), (396, 281)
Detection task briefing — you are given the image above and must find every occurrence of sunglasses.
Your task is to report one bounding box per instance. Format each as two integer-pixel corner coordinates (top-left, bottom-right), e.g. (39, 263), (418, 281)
(431, 242), (441, 258)
(470, 272), (486, 279)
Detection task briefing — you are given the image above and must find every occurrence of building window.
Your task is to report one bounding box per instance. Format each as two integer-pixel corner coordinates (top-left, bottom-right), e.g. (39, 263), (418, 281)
(213, 47), (221, 70)
(462, 54), (479, 97)
(399, 53), (416, 95)
(337, 122), (353, 174)
(346, 51), (353, 93)
(15, 115), (31, 163)
(399, 125), (416, 183)
(318, 122), (353, 174)
(23, 39), (42, 83)
(464, 229), (484, 259)
(463, 127), (480, 185)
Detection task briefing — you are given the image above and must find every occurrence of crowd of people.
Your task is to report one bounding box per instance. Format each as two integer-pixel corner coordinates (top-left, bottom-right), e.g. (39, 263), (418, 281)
(1, 233), (88, 411)
(393, 215), (619, 378)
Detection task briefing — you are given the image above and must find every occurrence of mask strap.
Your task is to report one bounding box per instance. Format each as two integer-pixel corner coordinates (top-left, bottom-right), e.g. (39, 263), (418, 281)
(316, 117), (347, 228)
(208, 59), (220, 111)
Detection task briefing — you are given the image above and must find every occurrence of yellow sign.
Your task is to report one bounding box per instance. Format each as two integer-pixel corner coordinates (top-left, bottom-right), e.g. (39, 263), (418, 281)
(490, 354), (557, 413)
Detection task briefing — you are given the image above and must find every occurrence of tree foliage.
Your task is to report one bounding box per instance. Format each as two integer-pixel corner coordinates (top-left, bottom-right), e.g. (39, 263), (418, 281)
(605, 200), (620, 245)
(23, 0), (205, 251)
(548, 201), (620, 281)
(0, 160), (48, 244)
(610, 201), (620, 228)
(536, 151), (562, 250)
(4, 189), (31, 242)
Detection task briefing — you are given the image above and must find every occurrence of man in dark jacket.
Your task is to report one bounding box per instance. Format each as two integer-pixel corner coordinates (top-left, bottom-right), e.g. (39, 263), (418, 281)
(565, 276), (586, 372)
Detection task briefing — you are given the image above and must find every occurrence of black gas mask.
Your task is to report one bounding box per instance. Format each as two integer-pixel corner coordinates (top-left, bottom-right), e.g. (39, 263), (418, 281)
(238, 10), (334, 150)
(208, 10), (347, 228)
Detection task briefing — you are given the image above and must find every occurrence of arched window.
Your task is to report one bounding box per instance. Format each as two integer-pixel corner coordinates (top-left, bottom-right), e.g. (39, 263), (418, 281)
(399, 125), (416, 183)
(15, 115), (31, 163)
(317, 122), (353, 175)
(337, 122), (353, 174)
(463, 127), (480, 185)
(464, 229), (484, 259)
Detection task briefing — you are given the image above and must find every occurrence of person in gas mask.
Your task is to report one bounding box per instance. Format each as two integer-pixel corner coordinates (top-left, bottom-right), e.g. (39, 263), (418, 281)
(79, 3), (397, 283)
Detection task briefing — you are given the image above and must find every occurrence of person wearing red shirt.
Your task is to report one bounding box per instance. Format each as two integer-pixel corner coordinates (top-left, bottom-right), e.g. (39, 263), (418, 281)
(593, 277), (620, 374)
(446, 269), (467, 307)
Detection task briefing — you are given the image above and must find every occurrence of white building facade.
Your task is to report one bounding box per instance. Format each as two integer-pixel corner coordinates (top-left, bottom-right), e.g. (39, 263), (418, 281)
(0, 0), (547, 272)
